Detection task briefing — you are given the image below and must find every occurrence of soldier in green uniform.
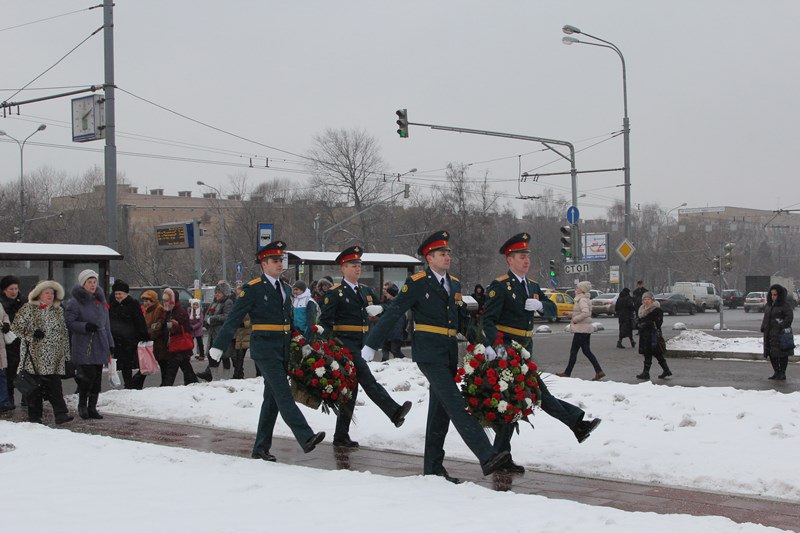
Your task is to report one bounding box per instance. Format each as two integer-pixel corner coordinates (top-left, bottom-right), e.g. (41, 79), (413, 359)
(482, 233), (602, 470)
(363, 231), (514, 483)
(319, 245), (412, 448)
(209, 240), (325, 462)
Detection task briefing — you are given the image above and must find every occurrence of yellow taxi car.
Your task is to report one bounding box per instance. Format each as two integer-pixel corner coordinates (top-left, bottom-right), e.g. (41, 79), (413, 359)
(543, 290), (575, 322)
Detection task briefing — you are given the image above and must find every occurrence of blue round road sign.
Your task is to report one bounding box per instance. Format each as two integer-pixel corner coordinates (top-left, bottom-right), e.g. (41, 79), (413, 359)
(550, 278), (559, 288)
(566, 205), (580, 224)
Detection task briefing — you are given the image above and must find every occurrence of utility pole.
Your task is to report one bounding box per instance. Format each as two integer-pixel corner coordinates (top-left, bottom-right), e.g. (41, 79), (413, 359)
(103, 0), (118, 257)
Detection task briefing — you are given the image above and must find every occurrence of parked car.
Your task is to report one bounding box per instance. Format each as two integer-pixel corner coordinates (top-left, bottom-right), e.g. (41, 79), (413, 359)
(129, 286), (194, 308)
(654, 293), (696, 316)
(743, 291), (768, 313)
(672, 282), (722, 312)
(564, 288), (600, 300)
(722, 289), (745, 309)
(591, 293), (618, 316)
(543, 290), (575, 322)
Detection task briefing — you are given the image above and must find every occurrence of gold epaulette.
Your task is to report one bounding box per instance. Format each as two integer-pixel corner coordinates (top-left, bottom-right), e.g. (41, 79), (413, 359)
(449, 275), (460, 283)
(330, 283), (342, 290)
(495, 274), (509, 282)
(247, 278), (261, 286)
(411, 272), (426, 281)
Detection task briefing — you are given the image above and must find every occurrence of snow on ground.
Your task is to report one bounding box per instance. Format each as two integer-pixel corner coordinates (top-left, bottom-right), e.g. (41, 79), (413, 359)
(85, 359), (800, 502)
(668, 330), (799, 355)
(0, 421), (785, 532)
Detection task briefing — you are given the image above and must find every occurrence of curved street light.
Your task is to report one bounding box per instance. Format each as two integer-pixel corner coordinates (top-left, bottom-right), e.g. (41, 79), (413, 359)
(197, 180), (228, 281)
(0, 124), (47, 241)
(561, 24), (631, 285)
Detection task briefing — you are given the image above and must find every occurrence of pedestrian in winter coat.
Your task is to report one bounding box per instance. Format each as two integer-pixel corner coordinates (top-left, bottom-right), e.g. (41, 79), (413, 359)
(558, 281), (605, 381)
(632, 280), (648, 309)
(232, 314), (251, 379)
(109, 279), (149, 389)
(188, 299), (205, 360)
(65, 269), (114, 420)
(292, 280), (319, 337)
(615, 287), (636, 349)
(10, 280), (73, 424)
(141, 290), (169, 383)
(380, 284), (406, 361)
(196, 281), (234, 382)
(761, 283), (794, 381)
(1, 275), (24, 407)
(470, 284), (486, 318)
(161, 288), (198, 386)
(0, 304), (13, 411)
(636, 292), (672, 380)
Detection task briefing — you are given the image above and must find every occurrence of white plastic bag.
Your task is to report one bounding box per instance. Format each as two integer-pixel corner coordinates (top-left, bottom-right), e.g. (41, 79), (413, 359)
(108, 357), (122, 387)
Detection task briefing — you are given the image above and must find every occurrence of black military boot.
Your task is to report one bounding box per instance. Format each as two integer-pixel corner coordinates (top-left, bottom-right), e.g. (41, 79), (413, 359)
(78, 391), (90, 420)
(87, 394), (104, 419)
(196, 365), (213, 382)
(636, 363), (651, 380)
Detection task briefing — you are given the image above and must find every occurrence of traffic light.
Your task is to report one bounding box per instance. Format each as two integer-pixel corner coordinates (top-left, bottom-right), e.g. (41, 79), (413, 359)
(723, 242), (735, 272)
(559, 225), (572, 258)
(712, 255), (721, 276)
(549, 259), (556, 277)
(396, 109), (408, 138)
(403, 183), (410, 198)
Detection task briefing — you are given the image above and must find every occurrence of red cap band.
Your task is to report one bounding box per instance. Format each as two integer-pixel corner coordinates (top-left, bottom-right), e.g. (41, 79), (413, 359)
(339, 253), (360, 264)
(422, 239), (448, 256)
(258, 248), (284, 261)
(504, 241), (529, 255)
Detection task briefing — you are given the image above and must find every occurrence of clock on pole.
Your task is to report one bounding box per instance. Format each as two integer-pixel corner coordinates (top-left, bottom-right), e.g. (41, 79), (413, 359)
(71, 94), (106, 142)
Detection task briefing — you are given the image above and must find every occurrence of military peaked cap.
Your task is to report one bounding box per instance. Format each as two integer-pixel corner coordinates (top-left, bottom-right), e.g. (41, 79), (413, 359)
(335, 245), (363, 265)
(418, 230), (451, 256)
(499, 232), (531, 255)
(256, 240), (287, 262)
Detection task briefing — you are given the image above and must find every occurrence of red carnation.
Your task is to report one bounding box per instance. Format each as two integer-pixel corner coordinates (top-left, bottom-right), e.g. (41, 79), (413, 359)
(296, 370), (304, 377)
(292, 331), (301, 338)
(469, 359), (479, 369)
(311, 378), (319, 387)
(312, 342), (321, 351)
(509, 359), (519, 367)
(331, 393), (338, 400)
(523, 409), (533, 416)
(493, 384), (500, 392)
(475, 353), (485, 362)
(516, 374), (525, 382)
(497, 359), (508, 369)
(473, 377), (483, 386)
(297, 339), (306, 346)
(467, 344), (475, 352)
(454, 374), (462, 383)
(488, 376), (497, 385)
(457, 367), (466, 376)
(505, 414), (513, 422)
(469, 397), (479, 406)
(483, 398), (493, 407)
(492, 392), (501, 400)
(529, 363), (538, 372)
(486, 412), (497, 421)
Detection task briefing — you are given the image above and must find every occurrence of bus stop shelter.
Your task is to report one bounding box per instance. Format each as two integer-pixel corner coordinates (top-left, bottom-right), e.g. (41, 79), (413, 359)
(286, 251), (422, 291)
(0, 242), (123, 298)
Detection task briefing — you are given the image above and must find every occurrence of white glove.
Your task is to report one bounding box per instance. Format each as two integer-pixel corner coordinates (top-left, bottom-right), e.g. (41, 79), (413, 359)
(365, 305), (384, 317)
(485, 346), (498, 361)
(209, 347), (223, 362)
(525, 298), (544, 312)
(361, 345), (376, 362)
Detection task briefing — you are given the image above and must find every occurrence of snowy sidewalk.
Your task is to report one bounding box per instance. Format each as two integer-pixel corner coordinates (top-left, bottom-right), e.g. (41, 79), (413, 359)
(4, 409), (798, 531)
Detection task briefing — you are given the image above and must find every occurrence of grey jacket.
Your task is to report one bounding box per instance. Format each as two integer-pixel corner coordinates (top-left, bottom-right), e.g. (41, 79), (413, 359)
(65, 285), (114, 365)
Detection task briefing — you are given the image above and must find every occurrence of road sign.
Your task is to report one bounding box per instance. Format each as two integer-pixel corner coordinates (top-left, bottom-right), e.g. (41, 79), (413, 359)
(609, 265), (620, 283)
(564, 262), (591, 275)
(549, 278), (559, 288)
(257, 223), (274, 252)
(581, 232), (608, 261)
(566, 205), (580, 224)
(235, 261), (243, 282)
(616, 239), (636, 262)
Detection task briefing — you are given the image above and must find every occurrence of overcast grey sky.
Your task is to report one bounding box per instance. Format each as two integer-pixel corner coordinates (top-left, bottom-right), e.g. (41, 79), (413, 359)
(2, 0), (799, 220)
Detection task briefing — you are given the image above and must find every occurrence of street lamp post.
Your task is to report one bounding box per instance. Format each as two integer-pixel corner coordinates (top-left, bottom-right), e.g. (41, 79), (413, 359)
(197, 181), (227, 281)
(562, 25), (632, 286)
(0, 124), (47, 241)
(664, 202), (687, 288)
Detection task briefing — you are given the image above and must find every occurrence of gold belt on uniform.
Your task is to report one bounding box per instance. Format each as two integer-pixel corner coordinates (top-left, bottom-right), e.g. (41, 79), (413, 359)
(496, 324), (533, 337)
(415, 324), (457, 337)
(332, 325), (369, 333)
(252, 324), (291, 332)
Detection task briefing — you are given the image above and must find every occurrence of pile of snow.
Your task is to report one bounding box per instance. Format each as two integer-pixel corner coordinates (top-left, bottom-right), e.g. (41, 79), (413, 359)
(0, 421), (776, 532)
(668, 330), (800, 354)
(672, 322), (688, 331)
(535, 325), (552, 334)
(86, 359), (800, 502)
(592, 321), (605, 331)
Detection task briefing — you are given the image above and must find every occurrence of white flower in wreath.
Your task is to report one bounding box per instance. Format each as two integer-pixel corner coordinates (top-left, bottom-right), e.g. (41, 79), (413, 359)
(312, 325), (325, 335)
(499, 380), (509, 392)
(474, 344), (486, 355)
(500, 369), (514, 382)
(521, 364), (529, 374)
(521, 348), (531, 359)
(302, 345), (313, 357)
(314, 367), (326, 377)
(325, 384), (334, 393)
(497, 400), (508, 412)
(330, 361), (340, 371)
(525, 397), (533, 408)
(464, 364), (475, 375)
(341, 387), (348, 396)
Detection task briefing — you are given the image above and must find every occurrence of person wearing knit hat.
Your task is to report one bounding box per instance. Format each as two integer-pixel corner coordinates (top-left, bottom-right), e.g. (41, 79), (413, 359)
(109, 279), (149, 389)
(481, 232), (602, 471)
(557, 281), (605, 381)
(78, 269), (99, 288)
(0, 275), (20, 293)
(195, 280), (235, 382)
(111, 279), (130, 294)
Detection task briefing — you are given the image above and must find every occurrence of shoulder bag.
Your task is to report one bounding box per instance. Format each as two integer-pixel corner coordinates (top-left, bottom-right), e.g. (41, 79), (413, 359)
(778, 326), (795, 351)
(14, 344), (41, 397)
(168, 326), (195, 353)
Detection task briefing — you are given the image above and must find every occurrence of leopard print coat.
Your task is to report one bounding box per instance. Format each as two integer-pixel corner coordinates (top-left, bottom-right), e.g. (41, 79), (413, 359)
(10, 282), (71, 375)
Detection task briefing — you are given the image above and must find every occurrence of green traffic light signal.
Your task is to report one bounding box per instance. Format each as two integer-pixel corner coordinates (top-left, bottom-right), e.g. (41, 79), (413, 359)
(396, 108), (409, 138)
(549, 259), (556, 277)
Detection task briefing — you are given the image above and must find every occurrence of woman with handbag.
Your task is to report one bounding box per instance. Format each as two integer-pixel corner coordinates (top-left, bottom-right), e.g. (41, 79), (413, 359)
(557, 281), (605, 381)
(761, 284), (794, 381)
(161, 288), (198, 386)
(635, 291), (672, 380)
(10, 280), (73, 424)
(65, 270), (114, 420)
(109, 279), (150, 389)
(141, 290), (169, 385)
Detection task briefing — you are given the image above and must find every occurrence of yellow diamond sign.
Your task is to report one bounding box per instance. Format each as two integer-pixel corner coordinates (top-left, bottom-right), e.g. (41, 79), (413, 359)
(616, 239), (636, 262)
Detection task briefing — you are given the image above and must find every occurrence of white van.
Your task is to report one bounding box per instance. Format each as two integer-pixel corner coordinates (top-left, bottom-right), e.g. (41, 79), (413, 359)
(671, 282), (722, 312)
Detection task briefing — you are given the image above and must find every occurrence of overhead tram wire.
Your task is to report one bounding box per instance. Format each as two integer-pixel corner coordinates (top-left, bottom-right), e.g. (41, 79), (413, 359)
(3, 26), (104, 105)
(0, 5), (97, 33)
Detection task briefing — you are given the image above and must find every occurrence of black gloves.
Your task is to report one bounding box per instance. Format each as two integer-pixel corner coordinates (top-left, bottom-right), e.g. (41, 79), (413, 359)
(1, 323), (9, 334)
(85, 322), (99, 332)
(33, 329), (45, 339)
